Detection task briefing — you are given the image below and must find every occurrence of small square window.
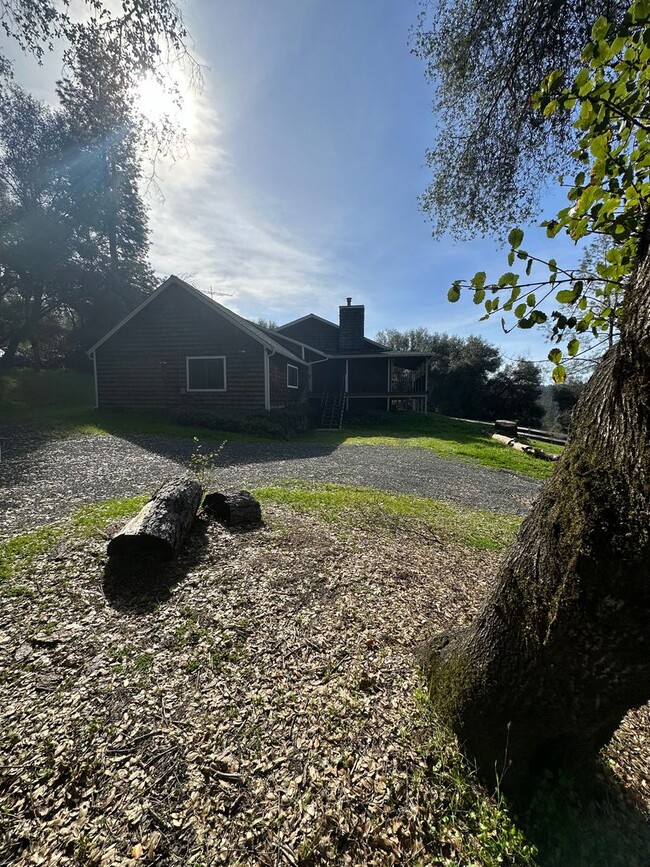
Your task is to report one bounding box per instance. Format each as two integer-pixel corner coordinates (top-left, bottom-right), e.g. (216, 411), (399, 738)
(287, 364), (299, 388)
(187, 356), (226, 391)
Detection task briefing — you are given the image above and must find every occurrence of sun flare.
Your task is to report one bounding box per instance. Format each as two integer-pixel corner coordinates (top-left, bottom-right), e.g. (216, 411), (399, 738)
(135, 73), (193, 130)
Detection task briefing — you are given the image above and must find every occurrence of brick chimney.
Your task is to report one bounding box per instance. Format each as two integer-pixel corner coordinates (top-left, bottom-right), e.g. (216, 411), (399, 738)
(339, 298), (365, 352)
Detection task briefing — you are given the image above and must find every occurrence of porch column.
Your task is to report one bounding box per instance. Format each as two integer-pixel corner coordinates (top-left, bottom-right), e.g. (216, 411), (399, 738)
(386, 357), (391, 411)
(424, 360), (429, 412)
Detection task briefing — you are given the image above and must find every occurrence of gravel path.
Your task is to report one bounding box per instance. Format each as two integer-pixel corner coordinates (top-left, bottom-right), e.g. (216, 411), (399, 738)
(0, 424), (542, 538)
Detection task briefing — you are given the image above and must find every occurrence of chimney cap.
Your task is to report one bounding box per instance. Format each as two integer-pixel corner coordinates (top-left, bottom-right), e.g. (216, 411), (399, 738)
(346, 297), (352, 306)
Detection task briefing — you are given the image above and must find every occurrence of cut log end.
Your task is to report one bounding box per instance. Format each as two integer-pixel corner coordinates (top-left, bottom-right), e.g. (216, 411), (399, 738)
(495, 419), (518, 438)
(106, 533), (174, 560)
(203, 490), (262, 528)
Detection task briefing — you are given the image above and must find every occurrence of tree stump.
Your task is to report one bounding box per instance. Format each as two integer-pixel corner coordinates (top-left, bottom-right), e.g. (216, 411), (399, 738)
(107, 477), (203, 560)
(495, 419), (518, 438)
(203, 491), (262, 528)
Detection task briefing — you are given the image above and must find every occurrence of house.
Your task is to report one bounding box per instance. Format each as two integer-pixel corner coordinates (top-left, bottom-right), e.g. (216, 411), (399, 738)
(88, 275), (430, 424)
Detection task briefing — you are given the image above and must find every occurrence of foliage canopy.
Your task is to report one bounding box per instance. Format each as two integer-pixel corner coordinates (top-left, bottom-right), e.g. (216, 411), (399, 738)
(413, 0), (630, 237)
(447, 0), (650, 381)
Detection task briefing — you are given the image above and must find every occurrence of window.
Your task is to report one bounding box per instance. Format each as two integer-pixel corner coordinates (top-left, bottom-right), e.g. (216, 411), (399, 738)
(186, 356), (226, 391)
(287, 364), (299, 389)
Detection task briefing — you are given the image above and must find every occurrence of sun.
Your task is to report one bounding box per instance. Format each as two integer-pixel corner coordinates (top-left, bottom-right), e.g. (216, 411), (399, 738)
(134, 73), (191, 129)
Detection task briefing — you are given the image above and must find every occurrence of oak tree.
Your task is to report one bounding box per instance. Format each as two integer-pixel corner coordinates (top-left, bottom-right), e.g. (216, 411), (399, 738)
(425, 1), (650, 799)
(413, 0), (630, 237)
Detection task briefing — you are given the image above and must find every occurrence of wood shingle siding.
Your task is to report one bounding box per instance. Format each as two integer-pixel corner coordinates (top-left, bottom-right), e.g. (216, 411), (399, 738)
(95, 283), (266, 413)
(269, 352), (308, 407)
(277, 318), (341, 354)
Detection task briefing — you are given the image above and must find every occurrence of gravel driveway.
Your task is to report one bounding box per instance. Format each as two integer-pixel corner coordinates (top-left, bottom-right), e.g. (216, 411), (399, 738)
(0, 424), (542, 538)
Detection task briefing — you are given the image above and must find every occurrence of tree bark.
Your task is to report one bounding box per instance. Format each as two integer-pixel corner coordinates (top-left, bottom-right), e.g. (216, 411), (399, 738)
(425, 243), (650, 800)
(0, 287), (45, 370)
(107, 478), (203, 560)
(203, 491), (262, 528)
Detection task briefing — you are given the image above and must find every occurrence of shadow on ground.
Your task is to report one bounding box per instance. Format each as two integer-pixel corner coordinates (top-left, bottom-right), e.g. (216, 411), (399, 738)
(519, 766), (650, 866)
(102, 518), (212, 614)
(101, 515), (266, 614)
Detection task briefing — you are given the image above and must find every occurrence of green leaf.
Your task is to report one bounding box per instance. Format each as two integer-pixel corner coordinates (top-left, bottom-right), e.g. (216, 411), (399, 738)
(514, 303), (527, 319)
(556, 289), (580, 303)
(548, 348), (563, 363)
(590, 134), (610, 160)
(473, 289), (486, 304)
(568, 338), (580, 357)
(527, 293), (536, 307)
(630, 0), (650, 21)
(552, 364), (567, 383)
(508, 227), (524, 249)
(447, 285), (461, 303)
(498, 271), (519, 287)
(471, 271), (487, 290)
(574, 68), (590, 89)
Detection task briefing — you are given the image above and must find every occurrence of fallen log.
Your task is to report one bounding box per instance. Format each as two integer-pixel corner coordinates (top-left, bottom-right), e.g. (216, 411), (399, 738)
(107, 477), (203, 559)
(203, 490), (262, 528)
(491, 433), (560, 462)
(531, 446), (561, 462)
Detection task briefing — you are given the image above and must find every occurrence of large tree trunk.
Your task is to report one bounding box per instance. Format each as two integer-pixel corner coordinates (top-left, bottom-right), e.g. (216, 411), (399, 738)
(0, 287), (45, 370)
(425, 244), (650, 800)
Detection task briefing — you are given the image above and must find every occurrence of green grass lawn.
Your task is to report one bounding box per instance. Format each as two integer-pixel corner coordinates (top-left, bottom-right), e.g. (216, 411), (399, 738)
(0, 482), (519, 589)
(1, 370), (563, 478)
(306, 411), (561, 480)
(254, 481), (522, 550)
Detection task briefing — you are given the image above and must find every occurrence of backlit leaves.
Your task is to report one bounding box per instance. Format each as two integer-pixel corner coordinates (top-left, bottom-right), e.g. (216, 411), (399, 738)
(444, 0), (648, 379)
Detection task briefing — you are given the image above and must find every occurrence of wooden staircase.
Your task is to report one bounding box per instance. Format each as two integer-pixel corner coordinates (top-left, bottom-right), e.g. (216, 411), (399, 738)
(320, 392), (345, 429)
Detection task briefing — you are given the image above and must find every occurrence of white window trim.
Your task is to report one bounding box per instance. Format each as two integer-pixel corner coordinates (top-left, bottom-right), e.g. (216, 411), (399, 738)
(186, 355), (227, 392)
(287, 363), (299, 389)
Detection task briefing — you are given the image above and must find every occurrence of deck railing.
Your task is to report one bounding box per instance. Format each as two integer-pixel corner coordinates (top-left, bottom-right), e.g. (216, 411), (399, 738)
(390, 361), (427, 394)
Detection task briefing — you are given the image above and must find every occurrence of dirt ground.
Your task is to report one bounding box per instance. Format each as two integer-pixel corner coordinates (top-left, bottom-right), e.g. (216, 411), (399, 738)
(1, 505), (648, 866)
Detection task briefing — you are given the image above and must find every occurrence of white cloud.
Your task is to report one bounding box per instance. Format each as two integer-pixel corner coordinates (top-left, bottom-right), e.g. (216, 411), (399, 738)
(147, 91), (344, 321)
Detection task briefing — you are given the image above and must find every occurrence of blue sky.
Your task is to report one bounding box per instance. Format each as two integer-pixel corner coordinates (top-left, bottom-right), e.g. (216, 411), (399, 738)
(3, 0), (588, 368)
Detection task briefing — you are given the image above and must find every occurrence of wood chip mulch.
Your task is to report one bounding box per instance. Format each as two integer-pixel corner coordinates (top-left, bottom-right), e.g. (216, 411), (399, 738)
(0, 505), (648, 866)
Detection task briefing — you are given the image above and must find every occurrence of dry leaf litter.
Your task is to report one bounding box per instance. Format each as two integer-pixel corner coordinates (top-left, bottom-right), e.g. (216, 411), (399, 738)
(0, 505), (648, 866)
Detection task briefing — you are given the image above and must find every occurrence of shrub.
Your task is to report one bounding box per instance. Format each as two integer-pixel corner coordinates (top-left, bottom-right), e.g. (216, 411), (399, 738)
(343, 409), (394, 427)
(171, 403), (315, 440)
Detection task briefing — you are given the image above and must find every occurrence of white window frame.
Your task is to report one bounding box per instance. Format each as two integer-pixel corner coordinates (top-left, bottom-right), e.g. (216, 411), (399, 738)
(186, 355), (227, 392)
(287, 363), (299, 389)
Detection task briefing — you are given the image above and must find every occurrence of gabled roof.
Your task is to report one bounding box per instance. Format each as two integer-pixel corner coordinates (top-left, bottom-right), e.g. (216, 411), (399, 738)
(328, 351), (432, 358)
(277, 313), (389, 352)
(277, 312), (340, 332)
(87, 275), (307, 365)
(251, 323), (329, 359)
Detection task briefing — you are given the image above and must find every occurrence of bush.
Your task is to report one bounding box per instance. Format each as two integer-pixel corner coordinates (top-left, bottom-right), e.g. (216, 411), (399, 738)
(171, 403), (316, 440)
(343, 409), (395, 427)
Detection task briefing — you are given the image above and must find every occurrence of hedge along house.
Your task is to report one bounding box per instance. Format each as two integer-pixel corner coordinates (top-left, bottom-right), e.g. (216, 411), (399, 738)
(88, 276), (430, 426)
(87, 275), (312, 414)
